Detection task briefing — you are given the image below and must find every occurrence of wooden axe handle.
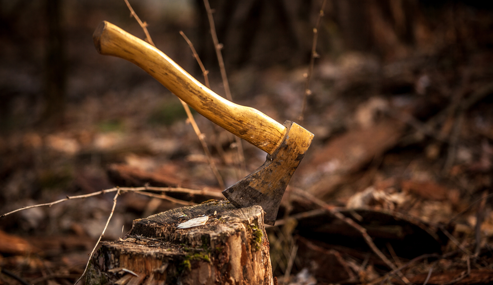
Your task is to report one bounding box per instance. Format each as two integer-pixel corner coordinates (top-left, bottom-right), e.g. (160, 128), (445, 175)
(93, 21), (286, 155)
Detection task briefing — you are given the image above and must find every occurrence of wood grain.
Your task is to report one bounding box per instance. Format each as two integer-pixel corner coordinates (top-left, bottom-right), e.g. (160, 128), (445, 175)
(93, 21), (286, 155)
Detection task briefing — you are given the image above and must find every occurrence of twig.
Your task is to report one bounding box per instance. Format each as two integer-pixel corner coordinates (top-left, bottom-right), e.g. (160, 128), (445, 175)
(443, 255), (471, 285)
(376, 250), (460, 285)
(75, 188), (121, 285)
(137, 190), (195, 205)
(179, 31), (228, 165)
(299, 0), (326, 123)
(422, 265), (434, 285)
(291, 187), (409, 284)
(203, 0), (246, 176)
(123, 0), (224, 189)
(400, 82), (493, 146)
(443, 112), (464, 174)
(179, 31), (210, 88)
(144, 186), (223, 197)
(284, 245), (298, 282)
(377, 254), (438, 285)
(202, 0), (231, 102)
(1, 186), (222, 218)
(387, 242), (403, 268)
(0, 268), (31, 285)
(271, 208), (326, 227)
(178, 31), (226, 188)
(123, 0), (154, 46)
(180, 100), (225, 189)
(386, 110), (445, 143)
(440, 226), (472, 255)
(448, 192), (493, 225)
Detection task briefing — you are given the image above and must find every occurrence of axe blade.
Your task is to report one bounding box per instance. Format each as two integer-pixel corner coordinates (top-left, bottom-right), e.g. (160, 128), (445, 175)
(223, 121), (314, 225)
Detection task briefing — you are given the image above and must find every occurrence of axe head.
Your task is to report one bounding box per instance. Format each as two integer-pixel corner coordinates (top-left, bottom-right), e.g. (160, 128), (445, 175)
(223, 121), (314, 225)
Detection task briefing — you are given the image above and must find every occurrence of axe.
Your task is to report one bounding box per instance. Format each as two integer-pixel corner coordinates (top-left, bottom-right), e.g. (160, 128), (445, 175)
(93, 21), (314, 225)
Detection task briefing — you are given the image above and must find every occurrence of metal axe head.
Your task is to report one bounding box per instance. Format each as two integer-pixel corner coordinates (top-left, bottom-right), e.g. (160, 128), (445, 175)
(223, 121), (314, 225)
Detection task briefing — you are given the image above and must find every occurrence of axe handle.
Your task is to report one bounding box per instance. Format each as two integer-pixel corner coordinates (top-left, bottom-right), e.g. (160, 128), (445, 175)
(93, 21), (286, 155)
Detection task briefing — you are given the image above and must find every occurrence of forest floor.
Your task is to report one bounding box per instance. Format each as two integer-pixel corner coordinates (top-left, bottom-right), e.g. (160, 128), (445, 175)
(1, 2), (493, 285)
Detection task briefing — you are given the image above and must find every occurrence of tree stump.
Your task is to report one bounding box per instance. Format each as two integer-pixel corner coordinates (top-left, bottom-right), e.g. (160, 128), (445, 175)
(86, 200), (274, 285)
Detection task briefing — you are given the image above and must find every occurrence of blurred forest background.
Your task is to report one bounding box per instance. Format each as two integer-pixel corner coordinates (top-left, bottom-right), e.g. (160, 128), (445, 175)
(1, 0), (493, 284)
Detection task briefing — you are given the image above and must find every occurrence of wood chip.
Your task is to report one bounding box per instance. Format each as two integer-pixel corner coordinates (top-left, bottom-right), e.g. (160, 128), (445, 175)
(177, 216), (209, 229)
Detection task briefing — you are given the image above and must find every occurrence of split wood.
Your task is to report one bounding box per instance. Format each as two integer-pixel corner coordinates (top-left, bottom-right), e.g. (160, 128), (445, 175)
(124, 0), (224, 189)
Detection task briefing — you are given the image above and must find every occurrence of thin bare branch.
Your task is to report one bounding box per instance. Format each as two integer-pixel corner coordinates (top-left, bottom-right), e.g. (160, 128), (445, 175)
(180, 99), (225, 189)
(299, 0), (326, 123)
(448, 192), (493, 224)
(423, 265), (434, 285)
(284, 244), (298, 282)
(180, 30), (228, 166)
(1, 186), (222, 218)
(440, 226), (472, 255)
(375, 250), (459, 285)
(75, 188), (121, 285)
(123, 0), (224, 189)
(179, 31), (210, 88)
(443, 255), (471, 285)
(137, 189), (196, 206)
(291, 187), (410, 284)
(202, 0), (231, 102)
(123, 0), (154, 46)
(0, 268), (30, 285)
(271, 208), (326, 227)
(443, 112), (464, 174)
(203, 0), (246, 175)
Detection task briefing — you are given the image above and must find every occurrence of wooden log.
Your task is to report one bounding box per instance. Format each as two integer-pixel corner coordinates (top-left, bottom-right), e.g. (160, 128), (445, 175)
(86, 200), (274, 285)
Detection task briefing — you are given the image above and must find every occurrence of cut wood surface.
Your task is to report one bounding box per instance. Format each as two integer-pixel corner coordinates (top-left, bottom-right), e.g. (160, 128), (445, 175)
(86, 200), (274, 285)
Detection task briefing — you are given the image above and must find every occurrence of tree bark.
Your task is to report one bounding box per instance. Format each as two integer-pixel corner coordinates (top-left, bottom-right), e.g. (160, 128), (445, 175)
(86, 200), (274, 285)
